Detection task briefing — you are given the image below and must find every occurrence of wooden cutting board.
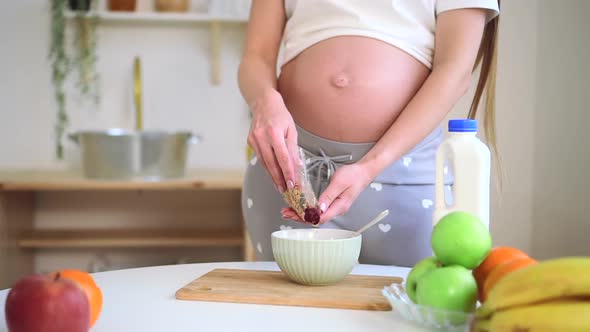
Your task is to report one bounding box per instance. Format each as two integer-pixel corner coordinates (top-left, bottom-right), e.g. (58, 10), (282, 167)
(175, 268), (403, 311)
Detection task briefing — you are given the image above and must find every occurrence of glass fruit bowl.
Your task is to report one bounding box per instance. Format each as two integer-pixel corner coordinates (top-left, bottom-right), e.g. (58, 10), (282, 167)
(382, 283), (476, 331)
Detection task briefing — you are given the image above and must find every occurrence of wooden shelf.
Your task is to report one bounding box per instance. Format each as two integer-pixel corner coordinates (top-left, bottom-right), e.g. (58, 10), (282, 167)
(18, 229), (244, 249)
(65, 10), (248, 24)
(0, 169), (244, 191)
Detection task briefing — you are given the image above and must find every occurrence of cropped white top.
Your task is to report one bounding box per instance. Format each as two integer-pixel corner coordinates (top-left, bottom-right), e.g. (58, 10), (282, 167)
(280, 0), (500, 69)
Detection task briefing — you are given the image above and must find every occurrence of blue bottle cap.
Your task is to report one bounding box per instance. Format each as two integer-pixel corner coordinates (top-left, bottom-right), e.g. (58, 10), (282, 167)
(448, 119), (478, 132)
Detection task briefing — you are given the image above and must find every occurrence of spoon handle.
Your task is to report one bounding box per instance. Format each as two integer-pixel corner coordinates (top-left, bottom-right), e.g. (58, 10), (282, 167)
(356, 209), (390, 235)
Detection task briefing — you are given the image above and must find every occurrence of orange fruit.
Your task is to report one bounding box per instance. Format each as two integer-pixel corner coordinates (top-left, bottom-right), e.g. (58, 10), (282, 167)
(49, 269), (103, 328)
(472, 246), (529, 300)
(481, 256), (537, 302)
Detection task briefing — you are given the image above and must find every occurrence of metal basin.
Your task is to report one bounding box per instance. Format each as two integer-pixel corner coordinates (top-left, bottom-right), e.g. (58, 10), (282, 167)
(69, 129), (201, 180)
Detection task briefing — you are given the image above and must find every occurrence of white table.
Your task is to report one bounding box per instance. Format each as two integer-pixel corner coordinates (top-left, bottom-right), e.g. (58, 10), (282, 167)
(0, 261), (433, 332)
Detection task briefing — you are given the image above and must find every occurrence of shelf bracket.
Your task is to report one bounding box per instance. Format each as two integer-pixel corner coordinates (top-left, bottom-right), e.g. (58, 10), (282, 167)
(209, 21), (221, 85)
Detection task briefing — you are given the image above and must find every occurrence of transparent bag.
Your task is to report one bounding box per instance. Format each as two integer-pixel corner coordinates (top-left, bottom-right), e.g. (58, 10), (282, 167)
(282, 148), (322, 225)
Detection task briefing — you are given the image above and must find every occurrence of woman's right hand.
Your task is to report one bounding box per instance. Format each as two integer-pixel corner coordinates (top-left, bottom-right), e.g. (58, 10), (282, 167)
(248, 90), (301, 193)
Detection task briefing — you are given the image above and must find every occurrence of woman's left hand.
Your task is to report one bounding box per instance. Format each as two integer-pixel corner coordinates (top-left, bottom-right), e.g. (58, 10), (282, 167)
(280, 163), (375, 225)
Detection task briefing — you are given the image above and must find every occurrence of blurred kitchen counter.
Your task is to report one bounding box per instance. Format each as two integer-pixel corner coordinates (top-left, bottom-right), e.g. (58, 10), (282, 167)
(0, 168), (244, 191)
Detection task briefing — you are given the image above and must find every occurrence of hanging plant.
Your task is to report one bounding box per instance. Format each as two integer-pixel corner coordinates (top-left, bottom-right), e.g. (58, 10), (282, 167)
(49, 0), (100, 159)
(73, 6), (100, 105)
(49, 0), (70, 159)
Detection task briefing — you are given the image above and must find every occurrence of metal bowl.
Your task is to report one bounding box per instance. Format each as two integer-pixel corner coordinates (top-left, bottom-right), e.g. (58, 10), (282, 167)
(69, 129), (202, 180)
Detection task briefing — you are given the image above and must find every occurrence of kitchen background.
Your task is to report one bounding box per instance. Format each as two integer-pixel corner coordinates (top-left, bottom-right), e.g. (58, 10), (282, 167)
(0, 0), (588, 281)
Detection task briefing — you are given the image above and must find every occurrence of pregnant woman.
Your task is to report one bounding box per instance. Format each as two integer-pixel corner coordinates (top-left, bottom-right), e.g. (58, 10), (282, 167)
(238, 0), (500, 267)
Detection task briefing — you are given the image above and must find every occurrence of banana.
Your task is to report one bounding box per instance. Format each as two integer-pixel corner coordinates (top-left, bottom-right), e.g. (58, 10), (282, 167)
(472, 300), (590, 332)
(477, 257), (590, 318)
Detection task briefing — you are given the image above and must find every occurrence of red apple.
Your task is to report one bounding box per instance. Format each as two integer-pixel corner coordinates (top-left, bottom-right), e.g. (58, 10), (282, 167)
(4, 273), (90, 332)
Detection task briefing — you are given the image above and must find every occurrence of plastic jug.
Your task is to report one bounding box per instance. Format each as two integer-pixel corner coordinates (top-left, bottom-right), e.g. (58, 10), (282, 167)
(433, 119), (491, 229)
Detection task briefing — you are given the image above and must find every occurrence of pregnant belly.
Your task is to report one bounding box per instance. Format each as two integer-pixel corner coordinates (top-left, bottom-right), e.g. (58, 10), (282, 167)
(278, 36), (430, 143)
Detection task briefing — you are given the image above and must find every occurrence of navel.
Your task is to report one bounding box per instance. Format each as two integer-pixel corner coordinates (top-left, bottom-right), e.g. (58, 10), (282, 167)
(331, 74), (350, 88)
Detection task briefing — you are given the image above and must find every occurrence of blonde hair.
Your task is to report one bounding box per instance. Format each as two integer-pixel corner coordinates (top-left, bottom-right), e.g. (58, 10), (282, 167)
(468, 0), (502, 183)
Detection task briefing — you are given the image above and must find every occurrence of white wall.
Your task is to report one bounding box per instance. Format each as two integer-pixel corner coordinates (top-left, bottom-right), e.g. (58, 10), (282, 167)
(490, 0), (538, 254)
(531, 0), (590, 259)
(0, 0), (251, 171)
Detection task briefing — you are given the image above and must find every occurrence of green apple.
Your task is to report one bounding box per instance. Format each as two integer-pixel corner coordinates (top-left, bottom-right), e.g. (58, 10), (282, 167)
(431, 211), (492, 269)
(416, 265), (478, 324)
(406, 256), (441, 303)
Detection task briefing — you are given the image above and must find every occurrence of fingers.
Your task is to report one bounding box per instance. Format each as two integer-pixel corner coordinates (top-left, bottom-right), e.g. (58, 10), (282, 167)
(270, 128), (295, 190)
(251, 124), (286, 192)
(317, 173), (346, 214)
(248, 135), (278, 193)
(285, 125), (302, 181)
(319, 197), (352, 224)
(257, 141), (286, 192)
(247, 135), (268, 170)
(317, 173), (352, 224)
(250, 122), (298, 193)
(280, 207), (307, 224)
(280, 207), (299, 219)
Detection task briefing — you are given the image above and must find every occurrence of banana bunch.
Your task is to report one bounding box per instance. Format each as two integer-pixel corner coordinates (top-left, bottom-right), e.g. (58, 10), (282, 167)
(471, 257), (590, 332)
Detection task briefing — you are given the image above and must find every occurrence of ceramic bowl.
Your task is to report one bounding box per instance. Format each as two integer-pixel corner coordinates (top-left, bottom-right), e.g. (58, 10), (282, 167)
(271, 228), (362, 286)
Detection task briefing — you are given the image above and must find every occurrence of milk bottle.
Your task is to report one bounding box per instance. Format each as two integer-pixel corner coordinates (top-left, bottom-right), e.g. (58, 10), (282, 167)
(433, 119), (491, 229)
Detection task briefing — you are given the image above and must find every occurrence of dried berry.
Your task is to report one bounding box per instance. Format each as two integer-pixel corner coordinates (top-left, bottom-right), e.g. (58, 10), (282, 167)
(304, 207), (321, 225)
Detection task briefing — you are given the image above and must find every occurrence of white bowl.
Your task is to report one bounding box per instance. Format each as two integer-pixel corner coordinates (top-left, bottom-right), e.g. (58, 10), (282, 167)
(271, 228), (362, 286)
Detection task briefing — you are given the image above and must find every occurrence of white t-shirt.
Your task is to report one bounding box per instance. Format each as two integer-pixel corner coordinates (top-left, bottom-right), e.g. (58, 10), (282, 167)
(280, 0), (500, 69)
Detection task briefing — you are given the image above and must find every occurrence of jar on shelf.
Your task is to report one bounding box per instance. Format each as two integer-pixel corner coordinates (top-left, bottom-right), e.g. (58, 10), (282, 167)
(108, 0), (137, 11)
(155, 0), (189, 12)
